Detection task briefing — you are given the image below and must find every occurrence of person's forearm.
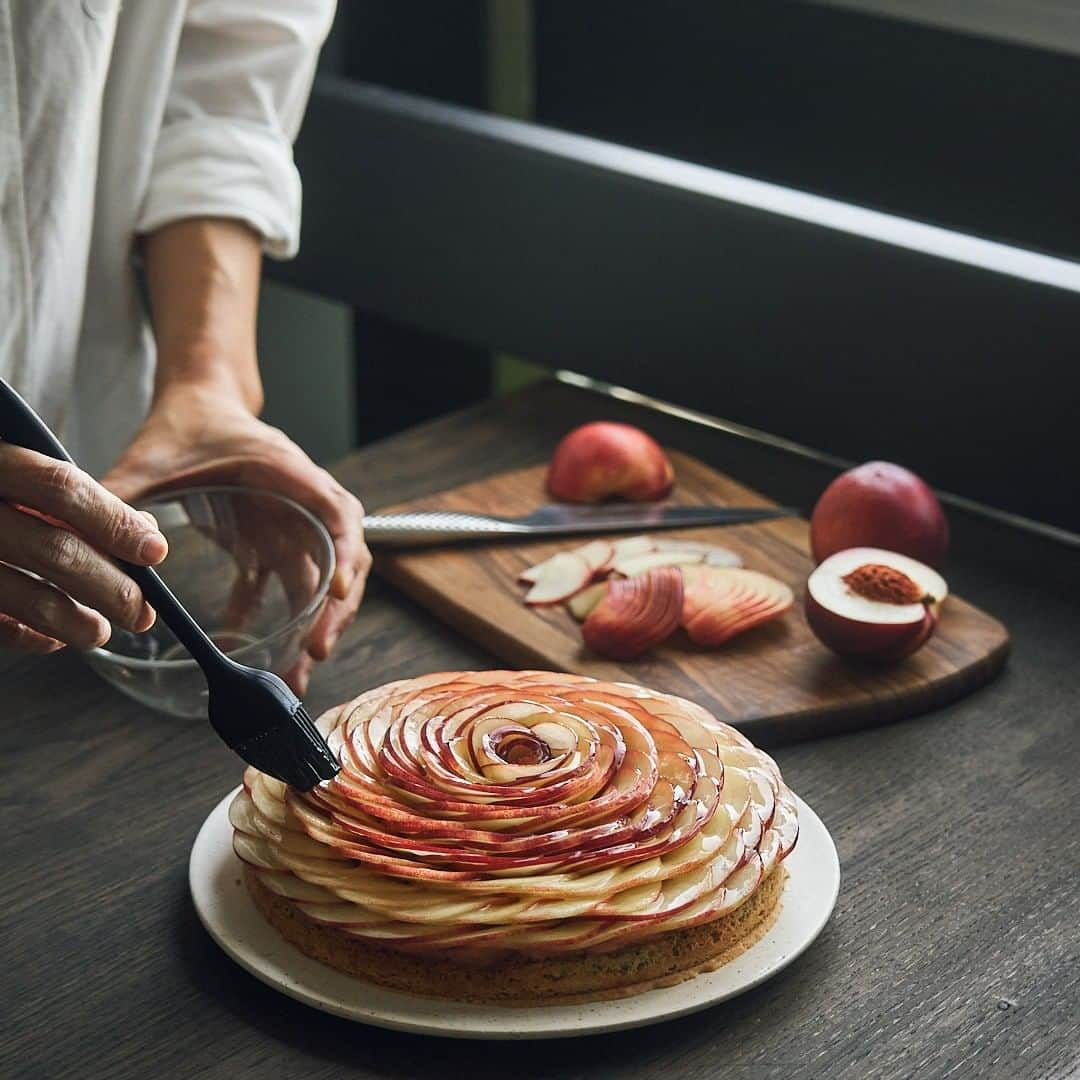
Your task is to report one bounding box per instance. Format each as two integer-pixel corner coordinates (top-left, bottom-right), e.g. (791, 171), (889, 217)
(141, 217), (264, 413)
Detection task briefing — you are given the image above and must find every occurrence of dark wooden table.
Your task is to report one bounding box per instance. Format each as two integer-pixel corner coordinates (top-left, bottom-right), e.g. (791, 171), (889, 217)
(4, 383), (1078, 1079)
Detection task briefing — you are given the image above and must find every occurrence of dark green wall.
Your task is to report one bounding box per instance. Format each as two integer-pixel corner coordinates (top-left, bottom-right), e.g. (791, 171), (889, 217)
(534, 1), (1080, 259)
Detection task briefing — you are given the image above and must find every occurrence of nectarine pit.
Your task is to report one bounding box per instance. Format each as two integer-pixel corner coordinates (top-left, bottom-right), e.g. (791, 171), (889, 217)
(842, 563), (926, 605)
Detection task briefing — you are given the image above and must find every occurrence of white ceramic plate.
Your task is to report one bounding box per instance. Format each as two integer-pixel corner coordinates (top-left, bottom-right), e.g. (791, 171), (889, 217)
(190, 788), (839, 1039)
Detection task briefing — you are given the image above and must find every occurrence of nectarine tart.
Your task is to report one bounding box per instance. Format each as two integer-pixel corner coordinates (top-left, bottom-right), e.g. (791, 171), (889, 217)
(230, 671), (799, 1004)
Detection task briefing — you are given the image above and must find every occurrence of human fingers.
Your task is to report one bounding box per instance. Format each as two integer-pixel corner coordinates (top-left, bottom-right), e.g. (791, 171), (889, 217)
(284, 650), (315, 697)
(0, 612), (64, 653)
(0, 445), (167, 565)
(0, 561), (111, 649)
(222, 452), (368, 603)
(0, 504), (155, 634)
(303, 562), (368, 663)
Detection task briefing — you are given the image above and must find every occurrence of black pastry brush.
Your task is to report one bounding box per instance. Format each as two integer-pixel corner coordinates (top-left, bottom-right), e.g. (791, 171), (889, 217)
(0, 377), (339, 790)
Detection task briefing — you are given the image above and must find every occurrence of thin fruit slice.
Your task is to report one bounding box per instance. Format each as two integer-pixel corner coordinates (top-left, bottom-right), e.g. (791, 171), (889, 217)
(519, 539), (613, 584)
(686, 601), (790, 647)
(524, 552), (592, 605)
(611, 536), (655, 560)
(568, 582), (608, 621)
(681, 567), (794, 647)
(654, 540), (742, 568)
(581, 568), (684, 660)
(688, 598), (779, 644)
(682, 577), (772, 626)
(704, 547), (743, 568)
(577, 540), (615, 574)
(653, 539), (714, 552)
(682, 579), (771, 640)
(685, 575), (792, 646)
(518, 554), (558, 585)
(613, 550), (706, 577)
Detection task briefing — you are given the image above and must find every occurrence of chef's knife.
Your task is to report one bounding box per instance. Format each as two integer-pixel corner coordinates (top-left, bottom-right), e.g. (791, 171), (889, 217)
(363, 504), (800, 548)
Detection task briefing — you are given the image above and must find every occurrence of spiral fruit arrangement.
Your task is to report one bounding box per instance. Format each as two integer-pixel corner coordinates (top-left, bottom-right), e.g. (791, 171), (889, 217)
(232, 671), (800, 1002)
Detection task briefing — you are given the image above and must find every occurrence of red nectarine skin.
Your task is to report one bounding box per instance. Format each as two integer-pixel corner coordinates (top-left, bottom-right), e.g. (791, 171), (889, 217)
(810, 461), (949, 568)
(804, 548), (945, 661)
(524, 552), (592, 605)
(805, 592), (935, 661)
(582, 567), (683, 659)
(680, 567), (794, 647)
(684, 594), (790, 647)
(547, 422), (674, 503)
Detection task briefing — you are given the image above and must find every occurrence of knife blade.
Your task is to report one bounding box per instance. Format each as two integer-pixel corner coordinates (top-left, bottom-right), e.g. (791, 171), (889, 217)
(362, 504), (801, 547)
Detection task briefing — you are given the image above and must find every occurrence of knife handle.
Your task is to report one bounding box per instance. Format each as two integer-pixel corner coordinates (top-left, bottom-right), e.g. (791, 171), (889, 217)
(363, 511), (527, 547)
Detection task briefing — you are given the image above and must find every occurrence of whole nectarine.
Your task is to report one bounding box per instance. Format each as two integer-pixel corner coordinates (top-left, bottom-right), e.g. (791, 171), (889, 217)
(810, 461), (948, 568)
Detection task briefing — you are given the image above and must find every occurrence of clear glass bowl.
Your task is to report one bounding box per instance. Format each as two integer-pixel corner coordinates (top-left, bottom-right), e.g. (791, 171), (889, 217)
(83, 486), (335, 717)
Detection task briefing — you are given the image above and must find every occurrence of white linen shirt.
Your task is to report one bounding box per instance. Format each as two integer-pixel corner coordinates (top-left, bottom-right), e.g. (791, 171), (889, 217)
(0, 0), (334, 476)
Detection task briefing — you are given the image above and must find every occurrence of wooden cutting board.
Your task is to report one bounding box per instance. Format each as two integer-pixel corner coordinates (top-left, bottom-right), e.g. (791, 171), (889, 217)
(373, 451), (1009, 745)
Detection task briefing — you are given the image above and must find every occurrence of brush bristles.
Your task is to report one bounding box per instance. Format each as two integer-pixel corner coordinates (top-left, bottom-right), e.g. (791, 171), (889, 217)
(288, 703), (341, 786)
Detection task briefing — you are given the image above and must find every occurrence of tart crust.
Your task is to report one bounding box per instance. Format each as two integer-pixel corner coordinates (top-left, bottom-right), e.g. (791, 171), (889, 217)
(244, 862), (786, 1005)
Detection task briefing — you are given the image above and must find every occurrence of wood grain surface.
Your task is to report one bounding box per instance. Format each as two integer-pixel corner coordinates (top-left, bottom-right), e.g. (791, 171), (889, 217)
(376, 451), (1009, 744)
(3, 382), (1077, 1080)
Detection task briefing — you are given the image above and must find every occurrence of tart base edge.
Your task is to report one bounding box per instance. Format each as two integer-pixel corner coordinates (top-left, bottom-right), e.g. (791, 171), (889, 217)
(243, 862), (787, 1006)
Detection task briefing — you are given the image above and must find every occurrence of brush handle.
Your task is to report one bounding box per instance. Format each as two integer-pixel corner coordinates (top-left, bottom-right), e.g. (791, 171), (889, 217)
(121, 565), (226, 671)
(0, 378), (226, 670)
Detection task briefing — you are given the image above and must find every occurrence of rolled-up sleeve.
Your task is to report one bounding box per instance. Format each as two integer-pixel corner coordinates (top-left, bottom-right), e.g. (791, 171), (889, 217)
(136, 0), (336, 259)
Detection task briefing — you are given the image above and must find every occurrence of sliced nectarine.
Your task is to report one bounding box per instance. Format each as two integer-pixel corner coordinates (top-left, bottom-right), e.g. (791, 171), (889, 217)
(520, 539), (613, 585)
(581, 568), (684, 660)
(568, 582), (608, 621)
(611, 535), (655, 560)
(518, 555), (556, 585)
(805, 546), (947, 660)
(524, 552), (593, 605)
(681, 567), (794, 646)
(577, 539), (615, 574)
(654, 539), (742, 567)
(613, 549), (706, 577)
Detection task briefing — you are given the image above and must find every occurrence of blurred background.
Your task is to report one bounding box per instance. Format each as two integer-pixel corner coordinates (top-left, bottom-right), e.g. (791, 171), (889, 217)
(258, 1), (1080, 531)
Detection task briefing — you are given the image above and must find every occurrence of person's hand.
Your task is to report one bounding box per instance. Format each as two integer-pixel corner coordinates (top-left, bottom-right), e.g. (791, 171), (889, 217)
(102, 384), (370, 693)
(0, 446), (168, 652)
